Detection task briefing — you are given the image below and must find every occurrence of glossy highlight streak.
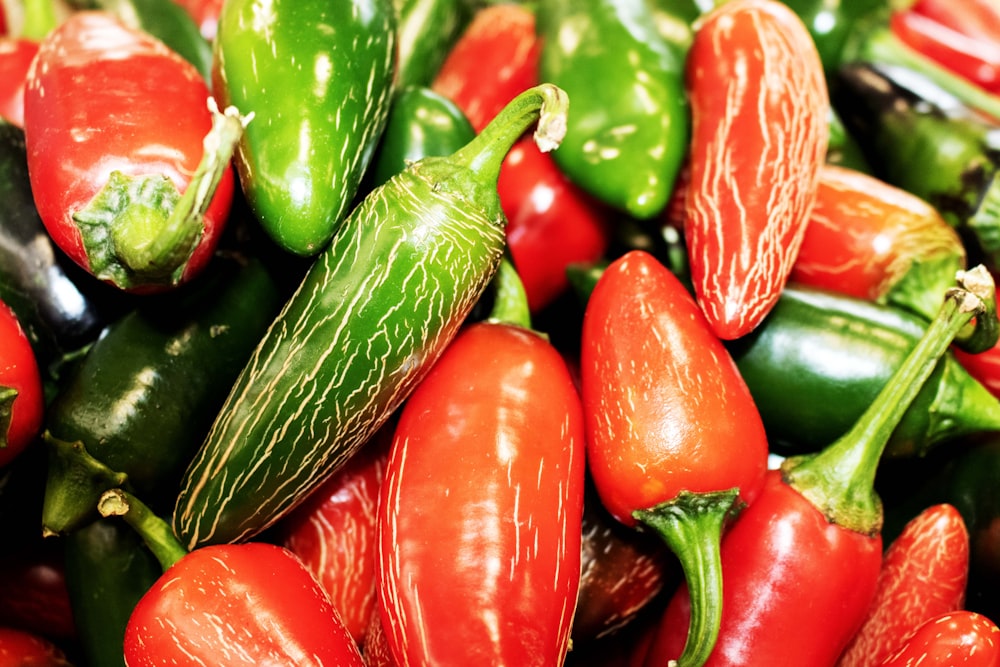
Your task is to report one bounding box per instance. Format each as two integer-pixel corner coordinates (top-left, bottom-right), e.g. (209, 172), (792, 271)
(684, 0), (828, 340)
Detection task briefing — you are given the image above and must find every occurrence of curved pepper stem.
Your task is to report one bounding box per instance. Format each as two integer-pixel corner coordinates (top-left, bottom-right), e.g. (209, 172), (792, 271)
(487, 254), (533, 330)
(74, 100), (251, 290)
(634, 488), (740, 667)
(783, 264), (996, 536)
(98, 488), (187, 572)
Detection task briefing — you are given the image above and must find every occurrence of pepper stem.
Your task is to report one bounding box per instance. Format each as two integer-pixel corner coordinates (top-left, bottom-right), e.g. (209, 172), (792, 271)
(98, 488), (187, 572)
(0, 387), (15, 450)
(634, 488), (739, 667)
(487, 254), (533, 330)
(450, 84), (568, 184)
(20, 0), (58, 40)
(783, 265), (995, 535)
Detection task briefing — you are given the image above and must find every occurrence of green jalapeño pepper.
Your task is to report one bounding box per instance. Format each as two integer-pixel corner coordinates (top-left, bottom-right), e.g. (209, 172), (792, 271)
(213, 0), (397, 256)
(832, 62), (1000, 274)
(536, 0), (689, 220)
(728, 284), (1000, 459)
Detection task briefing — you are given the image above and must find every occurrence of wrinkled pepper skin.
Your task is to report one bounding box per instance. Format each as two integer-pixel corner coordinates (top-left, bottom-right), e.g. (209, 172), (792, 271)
(536, 0), (689, 220)
(728, 285), (1000, 458)
(213, 0), (396, 256)
(683, 0), (828, 340)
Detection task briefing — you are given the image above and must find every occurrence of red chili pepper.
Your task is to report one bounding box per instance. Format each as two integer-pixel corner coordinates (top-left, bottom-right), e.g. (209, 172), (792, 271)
(580, 249), (769, 665)
(890, 9), (1000, 95)
(683, 0), (828, 339)
(0, 627), (71, 667)
(910, 0), (1000, 46)
(432, 3), (612, 313)
(878, 611), (1000, 667)
(836, 503), (970, 667)
(790, 164), (967, 322)
(22, 11), (243, 293)
(0, 37), (37, 127)
(279, 422), (391, 644)
(641, 267), (996, 666)
(376, 262), (586, 665)
(954, 341), (1000, 400)
(362, 608), (396, 667)
(0, 299), (43, 468)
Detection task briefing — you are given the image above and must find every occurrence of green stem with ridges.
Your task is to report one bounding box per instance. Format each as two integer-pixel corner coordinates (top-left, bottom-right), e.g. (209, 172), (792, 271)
(783, 265), (996, 535)
(635, 488), (739, 667)
(98, 488), (186, 572)
(487, 254), (533, 330)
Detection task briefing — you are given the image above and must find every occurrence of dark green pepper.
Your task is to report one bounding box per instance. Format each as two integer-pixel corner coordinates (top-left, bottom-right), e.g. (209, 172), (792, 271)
(536, 0), (689, 219)
(727, 284), (1000, 459)
(41, 254), (282, 535)
(394, 0), (475, 89)
(832, 62), (1000, 273)
(64, 518), (161, 667)
(213, 0), (397, 256)
(366, 85), (476, 191)
(0, 120), (130, 378)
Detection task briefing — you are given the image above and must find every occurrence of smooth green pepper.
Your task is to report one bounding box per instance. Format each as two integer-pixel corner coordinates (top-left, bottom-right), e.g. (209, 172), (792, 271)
(41, 254), (282, 535)
(832, 62), (1000, 273)
(728, 284), (1000, 459)
(394, 0), (475, 89)
(536, 0), (689, 219)
(366, 85), (476, 191)
(213, 0), (397, 256)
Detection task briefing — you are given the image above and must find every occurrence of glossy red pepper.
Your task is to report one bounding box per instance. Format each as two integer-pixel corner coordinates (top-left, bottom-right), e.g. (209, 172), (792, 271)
(433, 2), (612, 313)
(642, 267), (996, 666)
(0, 299), (43, 468)
(879, 611), (1000, 667)
(22, 11), (242, 293)
(683, 0), (828, 339)
(890, 9), (1000, 95)
(0, 627), (71, 667)
(910, 0), (1000, 46)
(0, 37), (37, 127)
(836, 503), (970, 667)
(581, 249), (769, 666)
(279, 422), (391, 644)
(376, 263), (586, 665)
(790, 164), (967, 322)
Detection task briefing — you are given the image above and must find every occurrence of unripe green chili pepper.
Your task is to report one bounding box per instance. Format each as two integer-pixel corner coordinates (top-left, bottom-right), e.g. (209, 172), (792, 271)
(536, 0), (689, 219)
(213, 0), (397, 256)
(832, 62), (1000, 273)
(41, 254), (282, 535)
(172, 84), (570, 550)
(728, 284), (1000, 458)
(394, 0), (475, 89)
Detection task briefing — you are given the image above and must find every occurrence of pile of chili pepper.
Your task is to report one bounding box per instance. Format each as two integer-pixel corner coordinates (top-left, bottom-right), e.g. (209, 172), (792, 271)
(3, 0), (1000, 666)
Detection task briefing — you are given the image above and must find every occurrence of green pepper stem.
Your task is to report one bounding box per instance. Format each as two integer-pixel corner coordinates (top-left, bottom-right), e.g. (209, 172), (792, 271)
(487, 254), (533, 330)
(451, 84), (568, 184)
(98, 488), (187, 572)
(20, 0), (58, 41)
(783, 265), (995, 535)
(634, 488), (739, 667)
(850, 25), (1000, 122)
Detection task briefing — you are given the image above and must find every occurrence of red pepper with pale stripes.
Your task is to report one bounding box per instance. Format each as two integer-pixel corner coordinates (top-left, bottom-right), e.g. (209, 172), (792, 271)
(683, 0), (828, 339)
(878, 611), (1000, 667)
(836, 503), (970, 667)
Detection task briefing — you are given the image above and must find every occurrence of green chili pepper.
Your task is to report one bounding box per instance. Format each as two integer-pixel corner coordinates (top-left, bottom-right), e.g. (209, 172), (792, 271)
(536, 0), (689, 219)
(41, 254), (282, 535)
(727, 284), (1000, 459)
(366, 85), (476, 191)
(394, 0), (475, 89)
(832, 62), (1000, 274)
(172, 84), (569, 550)
(213, 0), (397, 256)
(63, 518), (161, 667)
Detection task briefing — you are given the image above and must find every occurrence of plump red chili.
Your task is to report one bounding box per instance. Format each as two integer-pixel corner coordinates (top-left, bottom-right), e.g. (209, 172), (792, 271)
(683, 0), (828, 339)
(0, 298), (43, 468)
(0, 37), (38, 127)
(0, 627), (71, 667)
(878, 611), (1000, 667)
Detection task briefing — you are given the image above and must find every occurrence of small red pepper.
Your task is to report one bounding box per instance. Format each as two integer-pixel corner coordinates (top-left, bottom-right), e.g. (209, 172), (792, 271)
(836, 503), (970, 667)
(890, 9), (1000, 96)
(683, 0), (828, 339)
(642, 266), (996, 666)
(910, 0), (1000, 47)
(0, 627), (71, 667)
(0, 299), (43, 468)
(279, 422), (391, 644)
(581, 249), (769, 665)
(376, 260), (586, 666)
(790, 164), (967, 322)
(879, 611), (1000, 667)
(23, 11), (244, 293)
(0, 37), (37, 127)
